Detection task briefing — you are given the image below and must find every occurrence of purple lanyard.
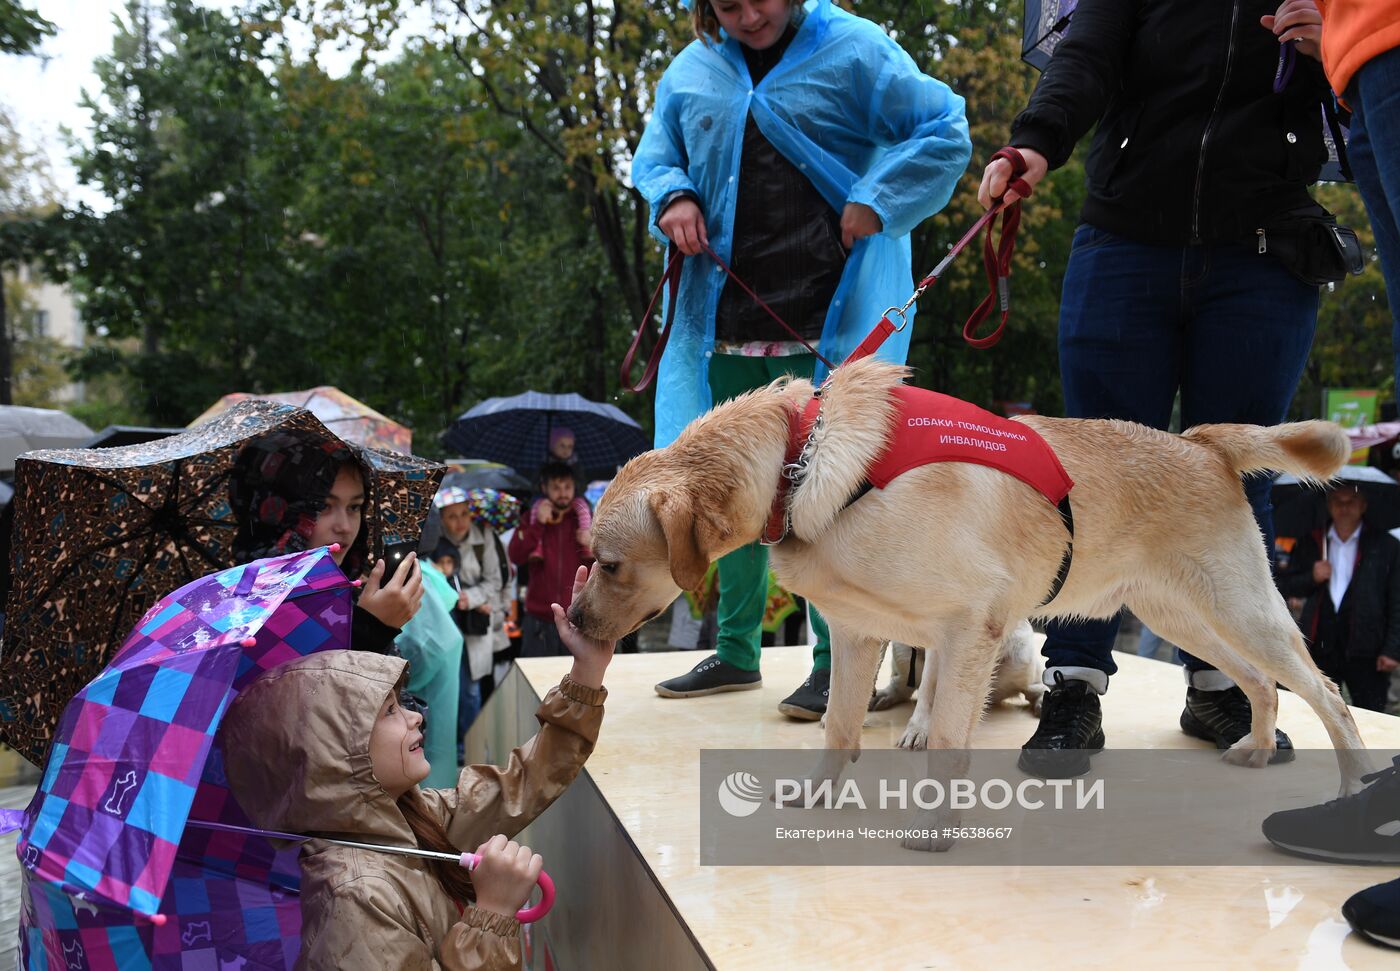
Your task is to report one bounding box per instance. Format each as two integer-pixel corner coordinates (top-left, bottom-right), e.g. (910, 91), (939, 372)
(1274, 40), (1296, 94)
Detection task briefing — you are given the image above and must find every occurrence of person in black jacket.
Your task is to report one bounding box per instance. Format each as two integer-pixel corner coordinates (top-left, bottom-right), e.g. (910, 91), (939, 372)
(1276, 483), (1400, 712)
(230, 431), (423, 654)
(977, 0), (1336, 775)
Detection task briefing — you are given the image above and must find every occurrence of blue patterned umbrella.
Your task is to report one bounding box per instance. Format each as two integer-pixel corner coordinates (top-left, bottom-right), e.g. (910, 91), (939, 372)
(442, 391), (650, 479)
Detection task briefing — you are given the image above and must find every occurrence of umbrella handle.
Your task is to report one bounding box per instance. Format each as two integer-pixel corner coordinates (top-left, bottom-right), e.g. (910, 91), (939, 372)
(459, 852), (556, 923)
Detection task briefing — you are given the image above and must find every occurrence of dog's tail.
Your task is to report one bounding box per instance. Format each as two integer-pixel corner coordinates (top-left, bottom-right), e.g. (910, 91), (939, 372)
(1183, 420), (1350, 484)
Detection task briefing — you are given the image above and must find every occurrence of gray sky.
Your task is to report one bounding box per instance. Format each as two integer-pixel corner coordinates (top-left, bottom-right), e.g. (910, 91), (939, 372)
(1, 1), (433, 211)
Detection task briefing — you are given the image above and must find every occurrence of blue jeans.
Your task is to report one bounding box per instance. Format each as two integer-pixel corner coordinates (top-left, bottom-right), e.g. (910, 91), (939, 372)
(1345, 46), (1400, 393)
(1044, 224), (1318, 679)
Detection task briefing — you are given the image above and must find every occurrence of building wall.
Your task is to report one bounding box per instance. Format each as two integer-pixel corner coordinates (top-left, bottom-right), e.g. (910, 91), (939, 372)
(11, 264), (83, 403)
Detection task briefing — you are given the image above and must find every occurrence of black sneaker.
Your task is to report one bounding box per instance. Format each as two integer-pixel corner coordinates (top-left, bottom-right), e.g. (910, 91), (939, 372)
(1262, 755), (1400, 863)
(1343, 877), (1400, 950)
(1179, 686), (1294, 763)
(654, 654), (761, 698)
(1017, 672), (1105, 778)
(777, 667), (830, 721)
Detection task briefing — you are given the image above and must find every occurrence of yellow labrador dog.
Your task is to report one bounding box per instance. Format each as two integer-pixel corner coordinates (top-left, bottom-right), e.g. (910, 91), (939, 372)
(569, 357), (1369, 796)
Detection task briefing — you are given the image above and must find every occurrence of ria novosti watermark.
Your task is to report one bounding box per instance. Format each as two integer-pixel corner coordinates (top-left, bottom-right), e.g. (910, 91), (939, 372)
(701, 749), (1394, 866)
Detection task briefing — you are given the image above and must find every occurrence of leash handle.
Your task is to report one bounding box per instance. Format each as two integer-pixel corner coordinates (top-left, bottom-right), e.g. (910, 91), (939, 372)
(958, 147), (1031, 350)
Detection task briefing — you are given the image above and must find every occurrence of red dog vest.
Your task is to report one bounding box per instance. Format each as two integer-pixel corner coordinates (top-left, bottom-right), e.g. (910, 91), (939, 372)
(766, 387), (1073, 544)
(867, 386), (1072, 503)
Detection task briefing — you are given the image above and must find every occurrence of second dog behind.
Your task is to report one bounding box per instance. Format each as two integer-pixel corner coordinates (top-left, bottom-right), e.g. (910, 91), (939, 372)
(872, 622), (1045, 749)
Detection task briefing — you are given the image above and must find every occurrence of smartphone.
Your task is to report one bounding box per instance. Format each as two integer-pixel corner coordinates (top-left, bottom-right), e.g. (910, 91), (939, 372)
(381, 540), (421, 573)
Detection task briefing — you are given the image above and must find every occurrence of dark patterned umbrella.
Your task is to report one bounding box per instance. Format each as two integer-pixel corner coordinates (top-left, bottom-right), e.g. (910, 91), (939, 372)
(0, 399), (443, 766)
(1020, 0), (1349, 182)
(442, 391), (650, 479)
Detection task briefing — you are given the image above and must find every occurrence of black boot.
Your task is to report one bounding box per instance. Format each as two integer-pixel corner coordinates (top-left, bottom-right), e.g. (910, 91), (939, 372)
(777, 667), (830, 721)
(1179, 685), (1294, 763)
(1017, 671), (1105, 778)
(1263, 755), (1400, 863)
(654, 654), (761, 698)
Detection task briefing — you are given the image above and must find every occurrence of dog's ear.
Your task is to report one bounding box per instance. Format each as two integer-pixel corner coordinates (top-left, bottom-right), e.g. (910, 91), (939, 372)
(648, 490), (727, 590)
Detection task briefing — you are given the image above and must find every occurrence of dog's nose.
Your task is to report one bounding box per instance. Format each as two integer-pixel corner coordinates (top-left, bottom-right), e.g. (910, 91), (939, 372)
(567, 605), (584, 628)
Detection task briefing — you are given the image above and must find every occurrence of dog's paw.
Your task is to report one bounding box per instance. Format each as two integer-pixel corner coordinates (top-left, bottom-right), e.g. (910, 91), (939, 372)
(900, 832), (954, 853)
(1221, 743), (1273, 769)
(869, 687), (910, 712)
(820, 712), (874, 730)
(1024, 687), (1045, 717)
(896, 723), (929, 751)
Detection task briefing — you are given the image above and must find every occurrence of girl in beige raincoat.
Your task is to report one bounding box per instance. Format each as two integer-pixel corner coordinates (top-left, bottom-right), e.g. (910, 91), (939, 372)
(218, 566), (611, 970)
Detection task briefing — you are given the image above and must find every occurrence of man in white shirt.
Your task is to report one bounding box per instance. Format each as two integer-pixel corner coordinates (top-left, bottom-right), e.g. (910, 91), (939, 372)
(1278, 483), (1400, 711)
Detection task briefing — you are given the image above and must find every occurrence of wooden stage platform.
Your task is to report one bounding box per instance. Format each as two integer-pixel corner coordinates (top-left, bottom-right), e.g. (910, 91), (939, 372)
(465, 645), (1400, 970)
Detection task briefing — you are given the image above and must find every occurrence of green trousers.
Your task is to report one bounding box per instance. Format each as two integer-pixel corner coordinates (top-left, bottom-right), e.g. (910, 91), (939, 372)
(708, 353), (831, 672)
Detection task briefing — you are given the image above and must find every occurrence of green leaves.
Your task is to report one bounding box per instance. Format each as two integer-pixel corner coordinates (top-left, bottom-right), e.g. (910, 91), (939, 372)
(0, 0), (55, 56)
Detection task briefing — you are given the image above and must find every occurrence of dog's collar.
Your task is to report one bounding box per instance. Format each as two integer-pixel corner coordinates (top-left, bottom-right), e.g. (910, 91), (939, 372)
(762, 396), (823, 545)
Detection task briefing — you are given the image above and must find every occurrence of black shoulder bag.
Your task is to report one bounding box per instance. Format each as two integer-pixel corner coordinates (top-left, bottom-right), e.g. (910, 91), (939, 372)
(1258, 202), (1364, 287)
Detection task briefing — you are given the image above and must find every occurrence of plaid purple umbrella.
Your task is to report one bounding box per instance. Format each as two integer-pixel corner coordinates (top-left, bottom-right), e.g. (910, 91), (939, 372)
(11, 547), (354, 970)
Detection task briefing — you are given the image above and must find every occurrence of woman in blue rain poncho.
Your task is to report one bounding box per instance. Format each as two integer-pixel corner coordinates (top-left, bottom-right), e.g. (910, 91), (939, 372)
(633, 0), (970, 715)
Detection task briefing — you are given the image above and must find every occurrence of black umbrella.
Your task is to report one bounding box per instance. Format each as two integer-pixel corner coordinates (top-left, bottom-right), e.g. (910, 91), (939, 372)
(1020, 0), (1350, 182)
(81, 425), (185, 449)
(0, 399), (443, 765)
(442, 391), (650, 479)
(1272, 466), (1400, 553)
(442, 461), (533, 493)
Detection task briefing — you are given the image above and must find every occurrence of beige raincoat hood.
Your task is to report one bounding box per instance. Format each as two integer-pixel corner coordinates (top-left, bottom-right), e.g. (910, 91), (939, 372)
(220, 650), (605, 970)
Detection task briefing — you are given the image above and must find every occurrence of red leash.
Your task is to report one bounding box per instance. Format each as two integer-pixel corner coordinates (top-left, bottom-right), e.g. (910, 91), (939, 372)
(620, 147), (1032, 392)
(851, 147), (1033, 363)
(619, 242), (834, 393)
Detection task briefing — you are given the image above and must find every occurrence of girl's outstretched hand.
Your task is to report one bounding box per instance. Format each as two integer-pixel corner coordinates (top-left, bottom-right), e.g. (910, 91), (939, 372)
(553, 564), (616, 689)
(471, 834), (543, 918)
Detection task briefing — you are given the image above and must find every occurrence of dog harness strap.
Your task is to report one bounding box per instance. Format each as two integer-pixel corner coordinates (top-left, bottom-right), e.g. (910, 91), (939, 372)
(620, 245), (684, 393)
(1037, 494), (1075, 609)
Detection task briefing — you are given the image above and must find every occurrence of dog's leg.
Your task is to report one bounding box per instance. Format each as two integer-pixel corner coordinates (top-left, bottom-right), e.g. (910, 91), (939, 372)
(871, 642), (917, 712)
(898, 645), (935, 750)
(1133, 599), (1283, 767)
(901, 616), (1004, 853)
(1225, 617), (1372, 793)
(1139, 591), (1371, 793)
(812, 624), (884, 784)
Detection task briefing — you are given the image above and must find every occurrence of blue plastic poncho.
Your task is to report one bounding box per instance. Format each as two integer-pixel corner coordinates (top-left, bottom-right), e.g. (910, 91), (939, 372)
(395, 559), (463, 788)
(631, 0), (971, 447)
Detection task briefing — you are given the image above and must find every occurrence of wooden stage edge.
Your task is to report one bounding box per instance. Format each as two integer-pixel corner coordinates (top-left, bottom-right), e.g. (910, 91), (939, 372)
(463, 645), (1400, 971)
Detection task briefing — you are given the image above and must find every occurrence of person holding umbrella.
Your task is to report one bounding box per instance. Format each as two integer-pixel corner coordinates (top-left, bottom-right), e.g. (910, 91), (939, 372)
(631, 0), (970, 716)
(230, 431), (424, 652)
(978, 0), (1343, 775)
(216, 566), (614, 969)
(1276, 482), (1400, 710)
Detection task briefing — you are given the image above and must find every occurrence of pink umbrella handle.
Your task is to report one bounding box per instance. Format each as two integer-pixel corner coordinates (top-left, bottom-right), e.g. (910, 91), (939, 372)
(459, 852), (555, 923)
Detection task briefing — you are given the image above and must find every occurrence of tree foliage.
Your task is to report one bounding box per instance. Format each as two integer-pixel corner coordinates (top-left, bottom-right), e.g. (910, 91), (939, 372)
(24, 0), (1392, 453)
(0, 0), (54, 56)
